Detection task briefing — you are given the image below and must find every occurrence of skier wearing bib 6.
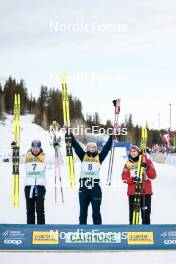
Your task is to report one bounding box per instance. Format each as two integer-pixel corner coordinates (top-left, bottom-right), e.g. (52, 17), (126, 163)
(71, 133), (113, 225)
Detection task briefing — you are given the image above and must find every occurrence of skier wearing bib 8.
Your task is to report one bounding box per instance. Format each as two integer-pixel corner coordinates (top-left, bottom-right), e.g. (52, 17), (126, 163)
(71, 133), (113, 225)
(122, 145), (157, 225)
(24, 140), (46, 224)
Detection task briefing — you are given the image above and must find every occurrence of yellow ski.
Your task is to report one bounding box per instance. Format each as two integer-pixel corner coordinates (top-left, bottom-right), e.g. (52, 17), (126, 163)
(61, 75), (75, 188)
(12, 94), (20, 208)
(132, 128), (148, 224)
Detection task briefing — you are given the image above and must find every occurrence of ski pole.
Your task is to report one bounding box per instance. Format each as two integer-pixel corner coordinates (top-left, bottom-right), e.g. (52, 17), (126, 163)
(107, 99), (120, 185)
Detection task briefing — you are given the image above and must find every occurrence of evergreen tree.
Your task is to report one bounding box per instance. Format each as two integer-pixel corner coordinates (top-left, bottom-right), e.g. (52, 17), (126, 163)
(0, 83), (3, 119)
(3, 77), (31, 114)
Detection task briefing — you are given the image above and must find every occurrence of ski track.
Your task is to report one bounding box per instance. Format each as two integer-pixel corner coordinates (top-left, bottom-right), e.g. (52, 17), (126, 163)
(0, 114), (176, 263)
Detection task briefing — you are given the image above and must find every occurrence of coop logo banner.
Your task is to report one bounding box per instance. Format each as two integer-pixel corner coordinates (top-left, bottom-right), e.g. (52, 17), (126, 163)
(164, 240), (176, 245)
(128, 232), (154, 245)
(1, 230), (25, 246)
(32, 230), (59, 245)
(64, 230), (121, 244)
(161, 230), (176, 239)
(4, 239), (22, 246)
(1, 230), (25, 238)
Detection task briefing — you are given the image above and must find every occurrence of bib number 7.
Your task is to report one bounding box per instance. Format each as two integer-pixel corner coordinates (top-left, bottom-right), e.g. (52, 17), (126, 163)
(32, 164), (37, 171)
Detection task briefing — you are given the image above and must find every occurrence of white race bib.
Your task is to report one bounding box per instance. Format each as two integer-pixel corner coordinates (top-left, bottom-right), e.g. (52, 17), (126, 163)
(81, 162), (100, 179)
(25, 162), (46, 179)
(130, 168), (138, 178)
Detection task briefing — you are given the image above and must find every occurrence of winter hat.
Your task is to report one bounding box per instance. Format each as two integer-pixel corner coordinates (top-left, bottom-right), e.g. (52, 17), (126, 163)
(130, 145), (140, 153)
(31, 140), (41, 148)
(86, 142), (97, 149)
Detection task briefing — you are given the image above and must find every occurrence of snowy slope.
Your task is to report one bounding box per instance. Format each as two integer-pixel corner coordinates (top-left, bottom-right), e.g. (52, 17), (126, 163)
(0, 114), (176, 263)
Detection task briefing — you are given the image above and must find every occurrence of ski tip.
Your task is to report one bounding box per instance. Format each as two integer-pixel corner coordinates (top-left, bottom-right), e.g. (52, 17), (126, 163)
(61, 73), (67, 83)
(14, 94), (17, 104)
(18, 94), (20, 103)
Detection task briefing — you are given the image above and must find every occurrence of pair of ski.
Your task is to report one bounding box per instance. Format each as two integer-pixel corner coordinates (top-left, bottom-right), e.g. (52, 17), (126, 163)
(51, 121), (64, 204)
(54, 143), (64, 204)
(132, 128), (148, 225)
(53, 75), (75, 204)
(107, 100), (147, 224)
(61, 75), (75, 189)
(12, 94), (20, 208)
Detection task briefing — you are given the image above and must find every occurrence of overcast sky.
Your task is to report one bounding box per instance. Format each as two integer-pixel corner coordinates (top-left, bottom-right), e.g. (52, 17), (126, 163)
(0, 0), (176, 129)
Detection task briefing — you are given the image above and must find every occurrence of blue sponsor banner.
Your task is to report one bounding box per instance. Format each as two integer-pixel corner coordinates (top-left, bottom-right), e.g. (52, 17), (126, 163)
(114, 142), (131, 151)
(97, 141), (131, 151)
(0, 225), (176, 251)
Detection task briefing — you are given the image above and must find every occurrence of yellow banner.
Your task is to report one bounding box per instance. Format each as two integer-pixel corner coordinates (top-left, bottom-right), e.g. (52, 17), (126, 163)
(128, 232), (154, 245)
(32, 231), (59, 245)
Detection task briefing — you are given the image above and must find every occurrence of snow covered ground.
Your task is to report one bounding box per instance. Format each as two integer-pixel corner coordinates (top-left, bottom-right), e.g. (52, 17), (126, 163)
(1, 251), (176, 264)
(0, 114), (176, 263)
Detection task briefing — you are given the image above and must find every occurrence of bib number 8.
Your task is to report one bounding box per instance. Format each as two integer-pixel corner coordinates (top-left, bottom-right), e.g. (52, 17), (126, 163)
(131, 169), (138, 178)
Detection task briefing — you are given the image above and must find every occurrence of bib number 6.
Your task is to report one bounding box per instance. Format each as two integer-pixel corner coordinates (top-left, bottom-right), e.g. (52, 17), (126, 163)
(88, 164), (93, 171)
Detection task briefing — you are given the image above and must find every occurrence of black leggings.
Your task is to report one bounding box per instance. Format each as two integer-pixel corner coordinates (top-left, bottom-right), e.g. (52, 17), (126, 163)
(25, 186), (46, 224)
(79, 184), (102, 225)
(129, 195), (151, 225)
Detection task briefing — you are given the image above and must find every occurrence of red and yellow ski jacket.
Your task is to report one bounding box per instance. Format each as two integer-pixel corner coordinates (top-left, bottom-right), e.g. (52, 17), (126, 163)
(122, 156), (157, 195)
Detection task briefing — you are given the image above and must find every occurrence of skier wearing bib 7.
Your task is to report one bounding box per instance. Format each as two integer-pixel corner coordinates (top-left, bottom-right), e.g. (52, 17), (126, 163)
(24, 140), (46, 224)
(71, 133), (113, 225)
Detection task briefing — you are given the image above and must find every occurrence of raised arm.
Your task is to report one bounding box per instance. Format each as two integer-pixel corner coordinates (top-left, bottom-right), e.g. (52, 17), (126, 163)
(70, 133), (85, 162)
(99, 135), (113, 164)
